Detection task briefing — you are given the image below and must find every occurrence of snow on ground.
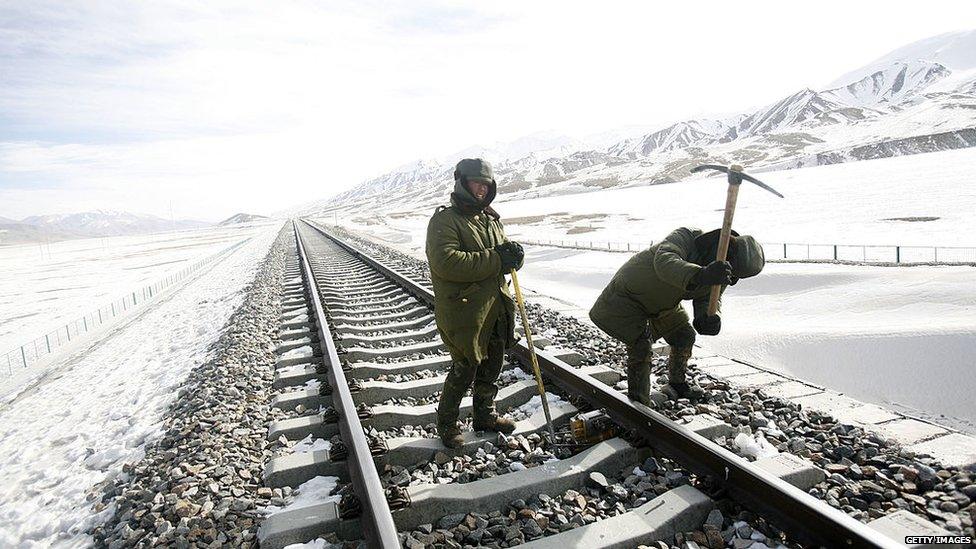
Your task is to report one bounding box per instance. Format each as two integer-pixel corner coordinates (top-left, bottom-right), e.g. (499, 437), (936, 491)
(280, 345), (314, 360)
(734, 432), (780, 461)
(261, 476), (340, 517)
(513, 393), (566, 418)
(0, 221), (279, 353)
(283, 539), (332, 549)
(320, 149), (976, 434)
(0, 224), (279, 548)
(290, 435), (331, 454)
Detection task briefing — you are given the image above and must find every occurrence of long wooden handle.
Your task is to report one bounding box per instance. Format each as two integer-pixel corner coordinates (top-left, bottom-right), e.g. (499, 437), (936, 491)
(708, 183), (740, 316)
(509, 269), (557, 444)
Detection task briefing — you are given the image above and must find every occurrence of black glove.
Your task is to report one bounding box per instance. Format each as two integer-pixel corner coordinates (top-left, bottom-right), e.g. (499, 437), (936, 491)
(509, 241), (524, 266)
(495, 241), (524, 272)
(696, 260), (733, 286)
(693, 315), (721, 336)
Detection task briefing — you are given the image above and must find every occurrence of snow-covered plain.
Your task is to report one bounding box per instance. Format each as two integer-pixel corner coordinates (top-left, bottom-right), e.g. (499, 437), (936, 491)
(321, 149), (976, 433)
(336, 147), (976, 255)
(0, 221), (279, 353)
(0, 224), (279, 548)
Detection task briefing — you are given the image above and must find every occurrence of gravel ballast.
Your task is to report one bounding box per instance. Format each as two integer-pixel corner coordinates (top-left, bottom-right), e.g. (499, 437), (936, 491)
(91, 226), (293, 548)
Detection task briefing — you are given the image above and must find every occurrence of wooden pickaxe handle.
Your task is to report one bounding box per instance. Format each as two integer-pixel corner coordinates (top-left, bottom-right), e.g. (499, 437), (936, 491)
(708, 182), (740, 316)
(510, 268), (558, 446)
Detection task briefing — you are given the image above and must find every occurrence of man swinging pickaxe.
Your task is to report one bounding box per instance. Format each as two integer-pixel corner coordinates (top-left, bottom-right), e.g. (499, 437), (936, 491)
(589, 164), (782, 403)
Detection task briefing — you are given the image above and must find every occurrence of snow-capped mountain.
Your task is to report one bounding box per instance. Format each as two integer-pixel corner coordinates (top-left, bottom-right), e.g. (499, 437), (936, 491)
(823, 61), (950, 107)
(829, 30), (976, 90)
(218, 213), (271, 226)
(445, 131), (590, 165)
(290, 30), (976, 220)
(732, 89), (852, 138)
(0, 210), (208, 245)
(583, 125), (665, 150)
(957, 76), (976, 95)
(609, 119), (730, 157)
(0, 218), (73, 246)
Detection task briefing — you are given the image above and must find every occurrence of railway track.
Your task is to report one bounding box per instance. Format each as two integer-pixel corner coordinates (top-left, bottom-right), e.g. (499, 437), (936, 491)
(255, 220), (930, 548)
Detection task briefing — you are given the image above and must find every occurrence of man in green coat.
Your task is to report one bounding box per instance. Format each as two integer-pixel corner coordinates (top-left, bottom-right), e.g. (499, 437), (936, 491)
(426, 158), (525, 449)
(589, 227), (765, 404)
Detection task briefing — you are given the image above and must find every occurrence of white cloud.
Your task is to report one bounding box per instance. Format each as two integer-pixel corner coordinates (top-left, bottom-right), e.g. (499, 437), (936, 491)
(1, 1), (974, 220)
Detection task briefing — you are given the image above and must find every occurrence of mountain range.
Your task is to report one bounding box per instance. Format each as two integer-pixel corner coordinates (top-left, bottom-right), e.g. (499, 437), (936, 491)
(218, 213), (271, 226)
(0, 210), (208, 246)
(291, 30), (976, 219)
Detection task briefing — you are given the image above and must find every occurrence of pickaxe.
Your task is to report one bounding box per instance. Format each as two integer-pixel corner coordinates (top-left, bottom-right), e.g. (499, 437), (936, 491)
(690, 164), (784, 316)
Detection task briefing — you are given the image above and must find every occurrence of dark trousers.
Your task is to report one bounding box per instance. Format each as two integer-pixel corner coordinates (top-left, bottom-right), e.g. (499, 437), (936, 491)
(436, 320), (506, 427)
(625, 323), (696, 404)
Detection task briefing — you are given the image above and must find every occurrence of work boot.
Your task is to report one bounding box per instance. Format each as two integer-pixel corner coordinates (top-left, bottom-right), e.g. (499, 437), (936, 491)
(625, 332), (653, 406)
(438, 423), (464, 449)
(666, 345), (693, 385)
(473, 414), (516, 434)
(626, 362), (652, 406)
(662, 343), (705, 401)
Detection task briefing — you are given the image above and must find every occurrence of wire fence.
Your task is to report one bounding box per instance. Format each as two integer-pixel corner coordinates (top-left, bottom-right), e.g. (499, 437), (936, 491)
(520, 238), (976, 265)
(1, 239), (248, 377)
(521, 239), (655, 253)
(765, 243), (976, 264)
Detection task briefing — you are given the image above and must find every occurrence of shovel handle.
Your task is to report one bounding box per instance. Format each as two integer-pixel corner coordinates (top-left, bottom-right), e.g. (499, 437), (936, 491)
(509, 268), (557, 444)
(708, 183), (740, 316)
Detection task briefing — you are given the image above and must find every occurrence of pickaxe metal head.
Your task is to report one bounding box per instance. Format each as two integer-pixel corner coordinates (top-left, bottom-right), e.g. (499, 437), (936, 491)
(691, 164), (784, 198)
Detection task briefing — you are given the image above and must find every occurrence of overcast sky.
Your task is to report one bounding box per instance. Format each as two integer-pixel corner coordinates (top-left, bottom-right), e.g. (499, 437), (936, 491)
(1, 1), (973, 222)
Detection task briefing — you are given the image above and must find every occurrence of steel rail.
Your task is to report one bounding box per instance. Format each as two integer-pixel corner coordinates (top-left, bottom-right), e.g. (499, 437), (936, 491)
(292, 221), (400, 549)
(303, 218), (902, 549)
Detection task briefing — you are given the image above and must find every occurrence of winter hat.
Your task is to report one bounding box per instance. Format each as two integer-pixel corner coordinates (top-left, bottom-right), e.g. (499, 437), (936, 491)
(454, 158), (494, 183)
(731, 235), (765, 278)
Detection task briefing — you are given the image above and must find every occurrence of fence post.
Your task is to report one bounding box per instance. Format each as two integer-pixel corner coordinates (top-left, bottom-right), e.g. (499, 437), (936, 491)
(862, 246), (866, 261)
(833, 245), (838, 261)
(83, 317), (88, 332)
(112, 303), (117, 316)
(66, 325), (71, 342)
(21, 346), (27, 368)
(46, 334), (51, 353)
(783, 243), (787, 259)
(896, 246), (901, 263)
(132, 291), (137, 305)
(934, 247), (939, 262)
(807, 244), (810, 260)
(608, 241), (611, 250)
